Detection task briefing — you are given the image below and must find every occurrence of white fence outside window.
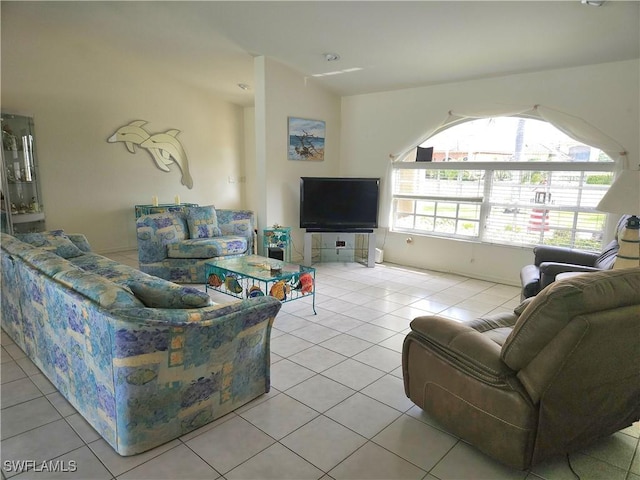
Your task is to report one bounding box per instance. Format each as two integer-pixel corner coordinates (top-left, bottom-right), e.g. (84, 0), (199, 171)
(391, 161), (615, 251)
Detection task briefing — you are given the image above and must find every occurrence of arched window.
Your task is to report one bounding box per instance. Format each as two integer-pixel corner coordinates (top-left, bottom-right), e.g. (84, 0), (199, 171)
(391, 117), (616, 250)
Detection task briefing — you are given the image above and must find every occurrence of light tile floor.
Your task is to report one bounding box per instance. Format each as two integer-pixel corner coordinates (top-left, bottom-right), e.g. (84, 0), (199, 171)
(2, 250), (639, 480)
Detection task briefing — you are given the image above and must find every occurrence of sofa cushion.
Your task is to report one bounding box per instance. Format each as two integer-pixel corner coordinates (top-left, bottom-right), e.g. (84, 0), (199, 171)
(21, 249), (82, 277)
(69, 252), (155, 287)
(136, 213), (189, 263)
(166, 237), (248, 258)
(127, 280), (213, 309)
(185, 205), (221, 239)
(66, 233), (92, 253)
(53, 269), (145, 309)
(1, 232), (36, 257)
(16, 230), (85, 259)
(219, 218), (252, 238)
(69, 252), (212, 308)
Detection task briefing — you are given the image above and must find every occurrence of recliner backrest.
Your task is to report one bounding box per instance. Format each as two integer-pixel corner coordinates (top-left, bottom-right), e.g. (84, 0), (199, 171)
(502, 268), (640, 371)
(506, 268), (640, 462)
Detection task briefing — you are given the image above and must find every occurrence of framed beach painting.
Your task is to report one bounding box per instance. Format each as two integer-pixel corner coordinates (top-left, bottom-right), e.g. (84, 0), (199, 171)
(288, 117), (325, 161)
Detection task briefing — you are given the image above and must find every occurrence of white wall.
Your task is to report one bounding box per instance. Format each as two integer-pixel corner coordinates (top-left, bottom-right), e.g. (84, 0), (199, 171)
(341, 60), (640, 285)
(253, 57), (342, 258)
(1, 9), (245, 252)
(243, 107), (256, 212)
(4, 2), (637, 285)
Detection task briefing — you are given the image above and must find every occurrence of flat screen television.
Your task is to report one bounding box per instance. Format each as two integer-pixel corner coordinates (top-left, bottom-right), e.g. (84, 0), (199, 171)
(300, 177), (380, 231)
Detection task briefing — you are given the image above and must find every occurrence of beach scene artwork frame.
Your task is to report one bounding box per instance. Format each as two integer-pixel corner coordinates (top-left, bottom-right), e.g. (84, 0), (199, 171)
(288, 117), (325, 161)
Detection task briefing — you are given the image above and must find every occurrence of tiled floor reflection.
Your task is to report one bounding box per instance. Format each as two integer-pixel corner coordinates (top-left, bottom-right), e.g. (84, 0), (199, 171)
(2, 252), (638, 480)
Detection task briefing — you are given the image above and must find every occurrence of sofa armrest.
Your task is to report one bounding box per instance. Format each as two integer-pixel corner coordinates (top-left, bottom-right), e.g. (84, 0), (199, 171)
(533, 245), (598, 267)
(112, 295), (280, 325)
(539, 262), (602, 289)
(107, 295), (281, 455)
(216, 209), (256, 254)
(407, 315), (515, 383)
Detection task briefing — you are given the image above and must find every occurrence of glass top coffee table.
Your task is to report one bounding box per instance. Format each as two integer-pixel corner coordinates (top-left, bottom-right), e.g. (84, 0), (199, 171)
(205, 255), (316, 314)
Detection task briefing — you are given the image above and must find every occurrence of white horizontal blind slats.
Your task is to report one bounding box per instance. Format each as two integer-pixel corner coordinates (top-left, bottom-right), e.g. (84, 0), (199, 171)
(391, 167), (611, 250)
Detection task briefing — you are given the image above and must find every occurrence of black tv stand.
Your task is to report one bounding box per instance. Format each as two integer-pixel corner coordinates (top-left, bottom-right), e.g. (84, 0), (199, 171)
(303, 230), (376, 268)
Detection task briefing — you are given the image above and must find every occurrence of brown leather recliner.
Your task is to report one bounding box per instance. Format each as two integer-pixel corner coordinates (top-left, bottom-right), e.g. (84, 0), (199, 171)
(402, 268), (640, 470)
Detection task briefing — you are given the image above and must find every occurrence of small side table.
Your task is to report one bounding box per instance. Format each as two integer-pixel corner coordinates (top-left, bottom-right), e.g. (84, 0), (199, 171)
(263, 227), (291, 262)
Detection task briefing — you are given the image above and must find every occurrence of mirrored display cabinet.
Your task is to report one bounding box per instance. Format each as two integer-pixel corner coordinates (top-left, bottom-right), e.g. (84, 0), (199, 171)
(1, 113), (45, 234)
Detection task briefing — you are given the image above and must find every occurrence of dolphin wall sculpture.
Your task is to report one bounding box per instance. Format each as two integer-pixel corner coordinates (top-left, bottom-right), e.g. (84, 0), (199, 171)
(107, 120), (194, 189)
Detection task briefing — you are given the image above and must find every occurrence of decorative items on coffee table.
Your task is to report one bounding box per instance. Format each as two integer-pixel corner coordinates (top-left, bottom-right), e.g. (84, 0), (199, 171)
(206, 254), (316, 314)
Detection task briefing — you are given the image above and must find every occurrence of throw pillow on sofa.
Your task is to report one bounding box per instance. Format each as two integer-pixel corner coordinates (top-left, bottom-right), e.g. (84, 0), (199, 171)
(185, 205), (222, 239)
(21, 249), (82, 277)
(16, 230), (85, 259)
(220, 218), (252, 237)
(127, 280), (213, 309)
(53, 269), (145, 309)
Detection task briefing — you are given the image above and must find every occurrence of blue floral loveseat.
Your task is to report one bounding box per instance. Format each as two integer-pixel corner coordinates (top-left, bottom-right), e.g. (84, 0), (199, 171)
(136, 206), (256, 283)
(1, 230), (281, 456)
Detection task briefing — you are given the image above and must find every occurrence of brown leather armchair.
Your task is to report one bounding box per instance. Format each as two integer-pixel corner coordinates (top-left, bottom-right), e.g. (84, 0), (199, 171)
(520, 215), (629, 299)
(402, 267), (640, 470)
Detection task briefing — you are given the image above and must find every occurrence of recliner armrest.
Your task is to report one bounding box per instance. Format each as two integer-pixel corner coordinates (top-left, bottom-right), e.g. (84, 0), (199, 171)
(408, 316), (515, 382)
(533, 245), (598, 267)
(539, 262), (602, 289)
(520, 264), (540, 299)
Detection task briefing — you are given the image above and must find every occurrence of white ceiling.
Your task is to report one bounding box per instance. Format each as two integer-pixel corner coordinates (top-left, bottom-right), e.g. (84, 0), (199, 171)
(4, 1), (639, 106)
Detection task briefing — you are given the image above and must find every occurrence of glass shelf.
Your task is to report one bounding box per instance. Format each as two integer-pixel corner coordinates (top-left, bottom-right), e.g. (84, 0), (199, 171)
(1, 113), (45, 234)
(12, 212), (45, 223)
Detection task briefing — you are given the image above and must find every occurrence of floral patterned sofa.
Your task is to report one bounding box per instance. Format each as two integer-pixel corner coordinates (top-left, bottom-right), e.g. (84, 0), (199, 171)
(0, 230), (281, 456)
(136, 206), (256, 283)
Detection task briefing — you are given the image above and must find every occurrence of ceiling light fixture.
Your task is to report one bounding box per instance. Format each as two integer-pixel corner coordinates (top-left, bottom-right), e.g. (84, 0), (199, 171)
(323, 53), (340, 62)
(311, 67), (363, 78)
(237, 83), (251, 91)
(581, 0), (604, 6)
